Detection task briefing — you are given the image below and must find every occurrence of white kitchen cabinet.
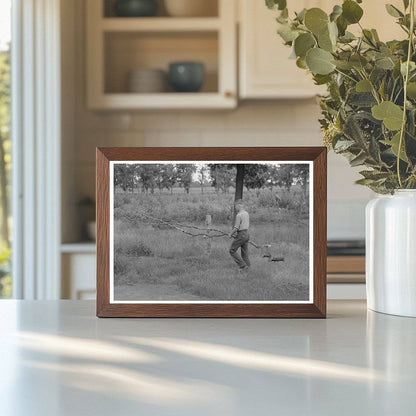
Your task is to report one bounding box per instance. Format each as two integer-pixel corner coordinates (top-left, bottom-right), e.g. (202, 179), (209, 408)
(86, 0), (237, 109)
(61, 244), (96, 300)
(238, 0), (404, 99)
(239, 0), (322, 99)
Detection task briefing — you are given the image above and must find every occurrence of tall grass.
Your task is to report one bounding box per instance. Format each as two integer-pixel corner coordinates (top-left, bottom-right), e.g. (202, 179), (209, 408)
(113, 187), (309, 301)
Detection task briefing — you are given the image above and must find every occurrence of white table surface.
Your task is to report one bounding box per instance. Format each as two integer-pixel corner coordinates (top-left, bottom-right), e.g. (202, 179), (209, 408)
(0, 300), (415, 416)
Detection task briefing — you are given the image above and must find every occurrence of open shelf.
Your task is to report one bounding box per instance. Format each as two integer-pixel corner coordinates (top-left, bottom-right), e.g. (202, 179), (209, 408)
(103, 0), (219, 18)
(86, 0), (236, 109)
(91, 93), (235, 109)
(101, 17), (221, 32)
(104, 31), (219, 94)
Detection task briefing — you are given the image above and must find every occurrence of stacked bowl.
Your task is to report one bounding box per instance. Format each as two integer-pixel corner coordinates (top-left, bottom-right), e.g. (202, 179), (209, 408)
(127, 68), (167, 93)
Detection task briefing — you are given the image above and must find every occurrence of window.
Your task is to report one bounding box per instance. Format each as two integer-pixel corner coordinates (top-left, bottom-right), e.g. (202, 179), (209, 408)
(0, 0), (11, 298)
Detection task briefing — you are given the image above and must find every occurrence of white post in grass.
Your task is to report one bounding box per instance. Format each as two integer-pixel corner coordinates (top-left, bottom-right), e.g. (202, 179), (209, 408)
(205, 215), (212, 256)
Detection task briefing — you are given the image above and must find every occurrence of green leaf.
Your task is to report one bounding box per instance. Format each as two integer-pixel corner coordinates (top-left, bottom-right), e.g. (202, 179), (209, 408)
(339, 31), (356, 43)
(385, 4), (403, 18)
(393, 61), (402, 79)
(276, 8), (289, 23)
(317, 23), (338, 52)
(296, 57), (307, 69)
(304, 8), (329, 35)
(349, 92), (377, 107)
(356, 178), (377, 185)
(400, 61), (416, 78)
(399, 14), (411, 29)
(382, 132), (409, 162)
(334, 139), (355, 152)
(370, 67), (386, 85)
(277, 23), (299, 42)
(295, 8), (307, 22)
(350, 152), (368, 167)
(294, 33), (315, 57)
(342, 0), (364, 24)
(350, 53), (368, 69)
(336, 15), (348, 36)
(403, 0), (410, 9)
(379, 78), (386, 99)
(313, 74), (332, 85)
(306, 48), (335, 75)
(330, 5), (343, 22)
(266, 0), (287, 11)
(407, 82), (416, 99)
(333, 59), (353, 70)
(363, 29), (375, 44)
(401, 61), (416, 76)
(328, 21), (338, 45)
(344, 114), (367, 147)
(356, 79), (372, 92)
(369, 137), (381, 162)
(372, 101), (404, 130)
(359, 170), (391, 180)
(318, 32), (333, 52)
(371, 29), (380, 42)
(375, 56), (395, 70)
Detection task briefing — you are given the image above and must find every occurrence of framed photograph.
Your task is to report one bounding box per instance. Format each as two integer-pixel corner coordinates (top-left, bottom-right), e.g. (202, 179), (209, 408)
(96, 147), (327, 318)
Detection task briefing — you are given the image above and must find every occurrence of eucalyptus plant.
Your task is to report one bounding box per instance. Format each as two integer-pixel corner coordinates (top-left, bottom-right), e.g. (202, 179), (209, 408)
(266, 0), (416, 193)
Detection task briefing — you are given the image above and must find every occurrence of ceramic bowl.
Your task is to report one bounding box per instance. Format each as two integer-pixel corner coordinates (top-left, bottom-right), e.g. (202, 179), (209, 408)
(168, 62), (205, 93)
(114, 0), (158, 17)
(127, 68), (167, 93)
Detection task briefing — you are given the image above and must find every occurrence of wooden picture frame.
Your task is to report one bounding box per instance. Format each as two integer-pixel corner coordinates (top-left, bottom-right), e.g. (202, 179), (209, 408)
(96, 147), (327, 318)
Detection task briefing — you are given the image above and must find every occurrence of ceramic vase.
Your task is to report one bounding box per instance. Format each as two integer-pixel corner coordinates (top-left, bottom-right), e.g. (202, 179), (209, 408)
(366, 190), (416, 317)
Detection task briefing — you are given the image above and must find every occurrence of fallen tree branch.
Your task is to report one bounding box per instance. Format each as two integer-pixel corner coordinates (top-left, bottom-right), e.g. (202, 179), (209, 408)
(120, 211), (261, 249)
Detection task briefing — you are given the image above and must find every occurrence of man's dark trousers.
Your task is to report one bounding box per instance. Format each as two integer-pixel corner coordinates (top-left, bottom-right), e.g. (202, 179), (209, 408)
(229, 230), (250, 269)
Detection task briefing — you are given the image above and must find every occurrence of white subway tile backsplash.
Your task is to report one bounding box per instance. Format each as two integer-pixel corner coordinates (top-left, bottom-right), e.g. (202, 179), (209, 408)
(131, 112), (183, 130)
(145, 131), (202, 147)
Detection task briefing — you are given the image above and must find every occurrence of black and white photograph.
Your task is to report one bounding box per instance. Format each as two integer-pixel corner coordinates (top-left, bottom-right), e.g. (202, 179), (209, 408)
(110, 161), (313, 303)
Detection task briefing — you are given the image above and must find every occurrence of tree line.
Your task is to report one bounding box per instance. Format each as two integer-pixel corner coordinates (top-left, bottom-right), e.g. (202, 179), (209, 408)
(114, 163), (309, 194)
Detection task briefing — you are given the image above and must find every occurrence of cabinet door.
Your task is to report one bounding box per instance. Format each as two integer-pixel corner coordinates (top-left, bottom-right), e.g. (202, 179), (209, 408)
(239, 0), (320, 99)
(238, 0), (403, 99)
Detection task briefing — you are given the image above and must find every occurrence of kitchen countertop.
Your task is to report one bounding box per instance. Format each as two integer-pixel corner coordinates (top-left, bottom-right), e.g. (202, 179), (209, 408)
(0, 300), (415, 416)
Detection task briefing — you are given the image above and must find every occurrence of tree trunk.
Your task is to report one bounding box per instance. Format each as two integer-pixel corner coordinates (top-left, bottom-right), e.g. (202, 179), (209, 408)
(235, 164), (244, 201)
(0, 133), (9, 247)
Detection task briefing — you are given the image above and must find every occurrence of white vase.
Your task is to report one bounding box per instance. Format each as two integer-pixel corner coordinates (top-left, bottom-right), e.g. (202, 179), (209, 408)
(366, 190), (416, 317)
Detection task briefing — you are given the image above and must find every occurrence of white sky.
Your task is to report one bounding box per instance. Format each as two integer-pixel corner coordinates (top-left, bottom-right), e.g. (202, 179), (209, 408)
(0, 0), (11, 50)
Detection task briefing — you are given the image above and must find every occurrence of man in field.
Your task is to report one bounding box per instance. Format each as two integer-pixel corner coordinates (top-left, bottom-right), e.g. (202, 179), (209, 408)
(229, 199), (250, 271)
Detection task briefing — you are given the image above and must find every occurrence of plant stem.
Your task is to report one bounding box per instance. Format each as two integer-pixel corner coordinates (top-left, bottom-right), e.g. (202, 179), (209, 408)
(334, 68), (357, 83)
(397, 0), (415, 188)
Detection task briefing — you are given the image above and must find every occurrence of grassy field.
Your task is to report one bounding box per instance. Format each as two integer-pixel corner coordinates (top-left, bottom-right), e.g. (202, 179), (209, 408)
(113, 187), (310, 301)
